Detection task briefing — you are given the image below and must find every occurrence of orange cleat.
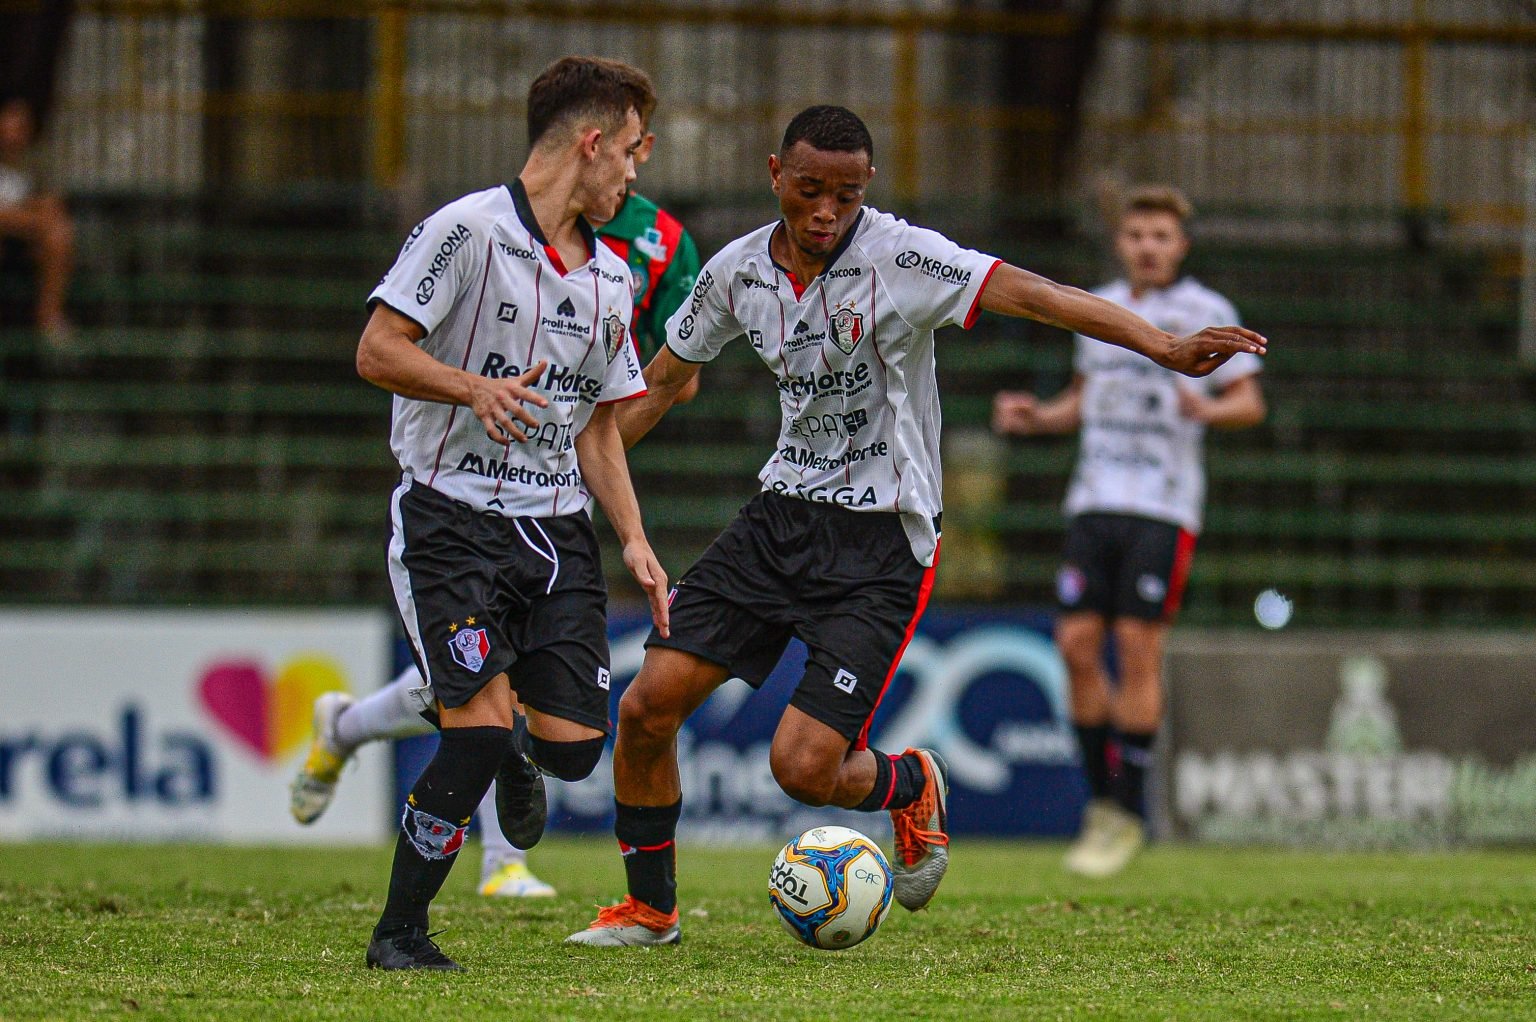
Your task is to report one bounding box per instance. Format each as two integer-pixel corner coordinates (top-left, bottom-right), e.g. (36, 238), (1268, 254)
(565, 895), (682, 947)
(889, 747), (951, 911)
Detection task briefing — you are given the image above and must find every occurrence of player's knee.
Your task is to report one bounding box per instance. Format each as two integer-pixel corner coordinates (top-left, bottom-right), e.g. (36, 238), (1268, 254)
(526, 734), (605, 782)
(769, 747), (836, 807)
(1055, 618), (1102, 670)
(617, 682), (686, 744)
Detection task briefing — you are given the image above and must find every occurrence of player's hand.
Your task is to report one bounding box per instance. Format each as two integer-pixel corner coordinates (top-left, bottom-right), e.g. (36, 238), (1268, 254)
(992, 391), (1042, 435)
(468, 360), (550, 443)
(1158, 326), (1266, 377)
(623, 540), (670, 638)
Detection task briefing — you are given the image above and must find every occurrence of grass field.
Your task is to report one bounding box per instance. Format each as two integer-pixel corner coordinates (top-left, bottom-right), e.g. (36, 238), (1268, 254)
(1, 837), (1533, 1021)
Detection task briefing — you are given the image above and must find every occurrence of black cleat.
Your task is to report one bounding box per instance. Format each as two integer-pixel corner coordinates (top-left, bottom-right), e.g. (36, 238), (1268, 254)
(496, 715), (548, 850)
(365, 929), (463, 971)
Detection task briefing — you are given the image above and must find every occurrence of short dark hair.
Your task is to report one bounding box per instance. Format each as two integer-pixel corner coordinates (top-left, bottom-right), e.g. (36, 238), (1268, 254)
(526, 56), (656, 148)
(780, 105), (874, 162)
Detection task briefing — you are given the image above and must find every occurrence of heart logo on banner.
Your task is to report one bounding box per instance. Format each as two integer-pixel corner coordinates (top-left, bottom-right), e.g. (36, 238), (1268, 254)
(197, 656), (350, 761)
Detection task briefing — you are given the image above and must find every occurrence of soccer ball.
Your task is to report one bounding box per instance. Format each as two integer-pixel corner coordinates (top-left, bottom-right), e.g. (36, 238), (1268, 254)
(768, 825), (894, 950)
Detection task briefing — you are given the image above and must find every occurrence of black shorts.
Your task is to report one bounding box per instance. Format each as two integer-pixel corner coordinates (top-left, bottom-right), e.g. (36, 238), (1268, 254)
(1056, 512), (1196, 623)
(388, 480), (612, 732)
(649, 490), (937, 748)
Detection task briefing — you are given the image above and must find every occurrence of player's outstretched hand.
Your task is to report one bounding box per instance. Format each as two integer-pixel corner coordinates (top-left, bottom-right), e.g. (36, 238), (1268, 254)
(1159, 326), (1267, 377)
(992, 391), (1041, 435)
(623, 541), (670, 638)
(469, 360), (550, 443)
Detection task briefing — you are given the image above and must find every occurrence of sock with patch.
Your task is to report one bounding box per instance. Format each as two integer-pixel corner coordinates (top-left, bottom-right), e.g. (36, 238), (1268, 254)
(614, 800), (682, 915)
(375, 725), (511, 939)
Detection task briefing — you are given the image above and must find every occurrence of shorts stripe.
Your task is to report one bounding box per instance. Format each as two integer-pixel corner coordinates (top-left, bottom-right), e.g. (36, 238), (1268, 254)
(1162, 528), (1198, 621)
(387, 480), (431, 688)
(854, 538), (941, 751)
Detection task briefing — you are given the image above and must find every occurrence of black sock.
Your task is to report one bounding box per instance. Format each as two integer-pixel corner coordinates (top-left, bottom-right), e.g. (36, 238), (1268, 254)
(854, 749), (925, 812)
(1112, 730), (1156, 819)
(1075, 724), (1112, 800)
(375, 725), (512, 939)
(614, 800), (682, 915)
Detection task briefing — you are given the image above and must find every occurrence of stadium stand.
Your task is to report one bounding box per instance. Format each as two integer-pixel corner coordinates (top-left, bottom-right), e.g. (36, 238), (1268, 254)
(1, 193), (1531, 626)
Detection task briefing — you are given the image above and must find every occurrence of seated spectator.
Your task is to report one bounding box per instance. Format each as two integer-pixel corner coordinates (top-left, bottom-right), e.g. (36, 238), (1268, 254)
(0, 97), (74, 346)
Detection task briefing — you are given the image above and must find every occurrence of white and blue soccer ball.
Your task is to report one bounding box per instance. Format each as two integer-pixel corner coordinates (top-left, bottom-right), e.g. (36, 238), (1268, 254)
(769, 825), (894, 950)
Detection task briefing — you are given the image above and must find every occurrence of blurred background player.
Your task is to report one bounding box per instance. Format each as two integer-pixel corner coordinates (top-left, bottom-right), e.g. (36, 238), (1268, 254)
(291, 119), (702, 902)
(991, 184), (1266, 877)
(566, 108), (1265, 948)
(0, 97), (75, 347)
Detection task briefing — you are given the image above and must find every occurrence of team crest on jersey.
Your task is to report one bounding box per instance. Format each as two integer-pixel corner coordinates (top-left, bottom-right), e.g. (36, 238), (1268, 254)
(448, 625), (490, 672)
(830, 306), (864, 354)
(635, 226), (668, 262)
(603, 313), (626, 362)
(630, 266), (647, 299)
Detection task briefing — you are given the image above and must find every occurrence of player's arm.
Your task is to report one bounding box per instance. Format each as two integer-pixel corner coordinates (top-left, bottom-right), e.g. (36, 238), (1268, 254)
(1178, 373), (1266, 429)
(978, 264), (1267, 378)
(616, 345), (704, 449)
(356, 303), (549, 444)
(993, 374), (1084, 436)
(574, 403), (670, 636)
(646, 230), (705, 405)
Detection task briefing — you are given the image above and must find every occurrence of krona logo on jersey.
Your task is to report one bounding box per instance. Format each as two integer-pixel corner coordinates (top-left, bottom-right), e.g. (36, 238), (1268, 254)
(197, 655), (352, 763)
(414, 223), (474, 305)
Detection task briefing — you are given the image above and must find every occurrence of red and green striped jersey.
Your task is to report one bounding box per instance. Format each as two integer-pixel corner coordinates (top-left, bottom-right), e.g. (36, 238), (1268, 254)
(596, 191), (701, 360)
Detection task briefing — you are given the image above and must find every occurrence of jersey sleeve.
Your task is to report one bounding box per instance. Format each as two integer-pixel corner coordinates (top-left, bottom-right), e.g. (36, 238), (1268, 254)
(367, 197), (489, 336)
(600, 295), (648, 405)
(876, 221), (1001, 332)
(664, 248), (742, 364)
(643, 228), (701, 360)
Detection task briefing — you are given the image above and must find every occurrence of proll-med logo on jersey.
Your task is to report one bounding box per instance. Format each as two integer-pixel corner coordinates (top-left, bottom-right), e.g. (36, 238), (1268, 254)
(447, 619), (490, 673)
(830, 304), (864, 355)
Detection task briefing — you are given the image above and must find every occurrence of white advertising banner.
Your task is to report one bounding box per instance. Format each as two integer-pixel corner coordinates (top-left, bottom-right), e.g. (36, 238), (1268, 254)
(0, 609), (392, 844)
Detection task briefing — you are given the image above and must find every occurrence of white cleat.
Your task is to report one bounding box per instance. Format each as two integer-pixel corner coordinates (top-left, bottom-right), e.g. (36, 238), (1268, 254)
(565, 896), (681, 947)
(1063, 798), (1146, 878)
(480, 859), (556, 898)
(288, 692), (356, 825)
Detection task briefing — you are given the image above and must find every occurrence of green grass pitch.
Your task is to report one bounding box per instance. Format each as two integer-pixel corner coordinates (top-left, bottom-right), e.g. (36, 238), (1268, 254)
(1, 837), (1532, 1020)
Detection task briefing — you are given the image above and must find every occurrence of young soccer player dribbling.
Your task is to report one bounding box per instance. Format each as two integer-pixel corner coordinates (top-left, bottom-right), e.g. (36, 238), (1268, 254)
(354, 55), (669, 970)
(290, 119), (703, 903)
(567, 106), (1267, 947)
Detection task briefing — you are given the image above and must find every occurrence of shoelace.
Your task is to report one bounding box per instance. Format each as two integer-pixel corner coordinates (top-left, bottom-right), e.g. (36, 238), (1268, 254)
(591, 896), (671, 930)
(396, 929), (455, 967)
(892, 807), (950, 867)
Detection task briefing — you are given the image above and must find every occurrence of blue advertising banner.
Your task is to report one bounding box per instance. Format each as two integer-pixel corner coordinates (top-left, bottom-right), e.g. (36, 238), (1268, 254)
(395, 605), (1085, 841)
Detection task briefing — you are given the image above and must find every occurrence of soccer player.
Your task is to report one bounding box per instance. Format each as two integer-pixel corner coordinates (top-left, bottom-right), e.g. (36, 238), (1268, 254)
(566, 107), (1266, 947)
(353, 55), (669, 971)
(992, 184), (1266, 877)
(289, 124), (703, 904)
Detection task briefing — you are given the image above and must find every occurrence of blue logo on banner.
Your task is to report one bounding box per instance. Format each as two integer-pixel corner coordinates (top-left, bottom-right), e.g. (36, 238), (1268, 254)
(393, 607), (1084, 837)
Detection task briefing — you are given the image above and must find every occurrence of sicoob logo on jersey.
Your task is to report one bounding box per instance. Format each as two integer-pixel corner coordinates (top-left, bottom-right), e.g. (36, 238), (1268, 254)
(830, 306), (864, 354)
(448, 625), (490, 672)
(603, 313), (626, 363)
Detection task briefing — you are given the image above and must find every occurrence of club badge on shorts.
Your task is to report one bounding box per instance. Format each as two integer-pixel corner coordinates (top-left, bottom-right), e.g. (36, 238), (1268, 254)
(448, 625), (490, 673)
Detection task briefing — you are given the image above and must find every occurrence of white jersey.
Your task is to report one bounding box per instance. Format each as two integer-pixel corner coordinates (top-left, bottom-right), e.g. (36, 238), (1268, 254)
(666, 207), (1001, 566)
(368, 182), (646, 518)
(1064, 277), (1262, 533)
